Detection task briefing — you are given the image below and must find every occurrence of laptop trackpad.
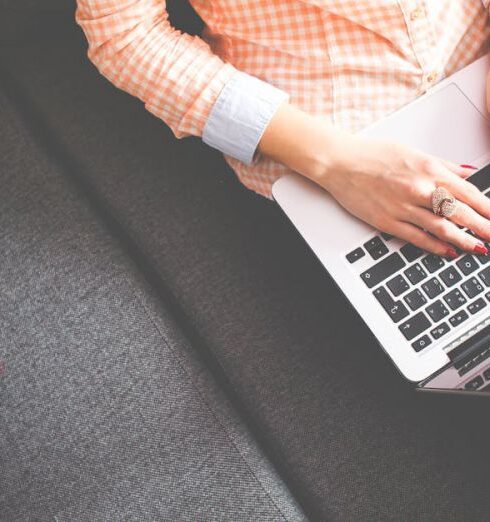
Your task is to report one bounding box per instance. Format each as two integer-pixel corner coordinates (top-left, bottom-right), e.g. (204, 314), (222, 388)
(362, 83), (490, 165)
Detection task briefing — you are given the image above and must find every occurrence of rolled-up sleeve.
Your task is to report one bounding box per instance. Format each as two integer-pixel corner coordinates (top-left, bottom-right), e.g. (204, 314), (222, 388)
(203, 72), (289, 165)
(76, 0), (238, 139)
(76, 0), (288, 164)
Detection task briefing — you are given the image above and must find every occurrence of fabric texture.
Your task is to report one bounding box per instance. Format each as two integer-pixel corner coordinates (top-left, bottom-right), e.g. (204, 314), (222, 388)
(76, 0), (490, 198)
(0, 65), (305, 521)
(75, 0), (238, 142)
(0, 2), (75, 43)
(5, 30), (490, 521)
(203, 72), (289, 166)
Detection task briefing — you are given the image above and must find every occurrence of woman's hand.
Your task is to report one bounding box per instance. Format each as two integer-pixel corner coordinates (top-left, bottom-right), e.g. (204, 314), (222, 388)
(259, 103), (490, 257)
(313, 133), (490, 257)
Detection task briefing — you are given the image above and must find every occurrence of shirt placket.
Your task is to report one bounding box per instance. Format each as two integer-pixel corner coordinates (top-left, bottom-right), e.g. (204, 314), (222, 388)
(399, 0), (439, 93)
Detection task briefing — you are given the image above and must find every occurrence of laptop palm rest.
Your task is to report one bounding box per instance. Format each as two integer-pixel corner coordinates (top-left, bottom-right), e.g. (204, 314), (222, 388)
(362, 83), (490, 166)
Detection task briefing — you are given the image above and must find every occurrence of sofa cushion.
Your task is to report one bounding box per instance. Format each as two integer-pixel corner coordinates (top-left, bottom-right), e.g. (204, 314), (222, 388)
(0, 68), (304, 521)
(4, 31), (490, 521)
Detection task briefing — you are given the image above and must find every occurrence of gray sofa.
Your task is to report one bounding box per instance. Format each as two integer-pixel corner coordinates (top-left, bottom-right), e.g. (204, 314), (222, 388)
(1, 2), (490, 521)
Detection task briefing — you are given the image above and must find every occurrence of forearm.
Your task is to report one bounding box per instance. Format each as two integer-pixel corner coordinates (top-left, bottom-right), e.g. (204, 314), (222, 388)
(258, 102), (351, 186)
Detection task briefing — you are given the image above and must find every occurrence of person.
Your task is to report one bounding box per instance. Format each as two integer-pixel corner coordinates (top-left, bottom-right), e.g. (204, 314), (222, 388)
(76, 0), (490, 258)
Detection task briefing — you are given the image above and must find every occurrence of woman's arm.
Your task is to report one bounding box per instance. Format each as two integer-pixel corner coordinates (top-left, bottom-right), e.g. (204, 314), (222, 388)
(77, 0), (490, 257)
(260, 102), (490, 257)
(76, 0), (288, 166)
(76, 0), (237, 138)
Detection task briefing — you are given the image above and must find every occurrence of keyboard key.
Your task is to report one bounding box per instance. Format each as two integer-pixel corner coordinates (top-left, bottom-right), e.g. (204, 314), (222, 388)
(422, 254), (445, 273)
(363, 236), (389, 260)
(364, 236), (383, 251)
(461, 277), (484, 299)
(400, 244), (423, 262)
(421, 278), (444, 299)
(471, 352), (486, 368)
(459, 349), (490, 376)
(399, 312), (431, 341)
(346, 247), (365, 264)
(387, 274), (409, 297)
(404, 289), (427, 311)
(404, 263), (427, 285)
(444, 289), (467, 310)
(360, 253), (406, 289)
(459, 360), (478, 376)
(465, 375), (484, 391)
(456, 255), (479, 276)
(431, 322), (450, 340)
(468, 297), (487, 315)
(373, 287), (409, 323)
(484, 368), (490, 381)
(478, 265), (490, 286)
(449, 310), (469, 328)
(381, 232), (393, 241)
(477, 250), (490, 265)
(425, 300), (449, 322)
(468, 162), (490, 192)
(439, 266), (462, 287)
(412, 335), (432, 353)
(468, 164), (490, 191)
(370, 244), (389, 261)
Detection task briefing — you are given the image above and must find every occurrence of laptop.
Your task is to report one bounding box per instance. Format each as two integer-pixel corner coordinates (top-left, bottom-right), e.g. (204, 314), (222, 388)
(272, 53), (490, 396)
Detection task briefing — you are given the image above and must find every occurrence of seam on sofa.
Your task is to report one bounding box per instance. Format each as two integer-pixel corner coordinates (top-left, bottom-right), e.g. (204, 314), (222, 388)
(133, 292), (290, 521)
(0, 60), (307, 522)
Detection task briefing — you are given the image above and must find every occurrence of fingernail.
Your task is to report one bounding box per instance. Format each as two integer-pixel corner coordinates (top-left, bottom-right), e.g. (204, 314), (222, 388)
(446, 248), (459, 259)
(461, 164), (478, 170)
(474, 243), (488, 255)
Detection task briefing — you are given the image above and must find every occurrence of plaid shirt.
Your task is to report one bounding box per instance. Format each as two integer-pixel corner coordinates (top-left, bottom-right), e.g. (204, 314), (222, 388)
(77, 1), (490, 198)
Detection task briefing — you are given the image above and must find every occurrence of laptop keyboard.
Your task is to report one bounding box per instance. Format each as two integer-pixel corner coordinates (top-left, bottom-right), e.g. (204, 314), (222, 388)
(347, 225), (490, 354)
(345, 165), (490, 354)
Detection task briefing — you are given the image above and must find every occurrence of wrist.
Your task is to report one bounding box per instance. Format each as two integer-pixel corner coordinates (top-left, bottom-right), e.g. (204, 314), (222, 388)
(301, 125), (354, 188)
(258, 102), (352, 188)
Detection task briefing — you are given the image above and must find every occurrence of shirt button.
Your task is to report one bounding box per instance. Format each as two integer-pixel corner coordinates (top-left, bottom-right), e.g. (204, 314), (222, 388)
(410, 6), (424, 21)
(426, 72), (437, 84)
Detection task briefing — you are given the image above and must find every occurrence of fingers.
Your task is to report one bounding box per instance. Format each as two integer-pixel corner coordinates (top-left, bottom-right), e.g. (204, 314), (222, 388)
(408, 207), (488, 254)
(424, 159), (490, 237)
(445, 176), (490, 222)
(449, 202), (490, 242)
(387, 220), (454, 257)
(440, 160), (477, 179)
(459, 164), (478, 173)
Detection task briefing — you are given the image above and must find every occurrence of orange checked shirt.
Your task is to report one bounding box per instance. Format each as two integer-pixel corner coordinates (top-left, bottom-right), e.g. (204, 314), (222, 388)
(76, 1), (490, 198)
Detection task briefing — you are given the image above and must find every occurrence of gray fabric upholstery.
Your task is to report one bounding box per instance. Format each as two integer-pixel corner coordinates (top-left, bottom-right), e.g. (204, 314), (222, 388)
(5, 32), (490, 522)
(4, 11), (490, 521)
(0, 72), (305, 521)
(0, 1), (202, 44)
(0, 0), (71, 8)
(0, 3), (75, 43)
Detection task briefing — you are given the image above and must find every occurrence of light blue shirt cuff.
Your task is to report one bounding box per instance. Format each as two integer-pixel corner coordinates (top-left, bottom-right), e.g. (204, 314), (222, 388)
(202, 72), (289, 165)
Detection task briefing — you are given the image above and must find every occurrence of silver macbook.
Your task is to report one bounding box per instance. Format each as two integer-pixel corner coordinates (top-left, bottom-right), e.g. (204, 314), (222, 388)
(273, 54), (490, 396)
